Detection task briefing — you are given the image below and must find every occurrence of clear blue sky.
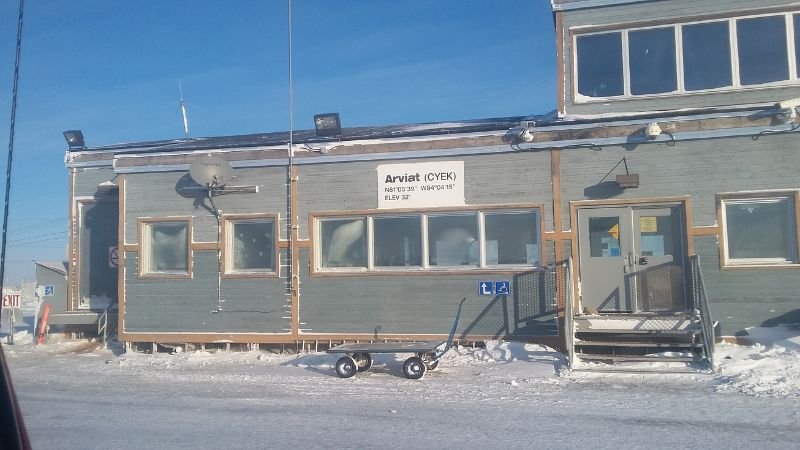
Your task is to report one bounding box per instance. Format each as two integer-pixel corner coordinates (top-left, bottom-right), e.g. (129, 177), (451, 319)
(0, 0), (556, 285)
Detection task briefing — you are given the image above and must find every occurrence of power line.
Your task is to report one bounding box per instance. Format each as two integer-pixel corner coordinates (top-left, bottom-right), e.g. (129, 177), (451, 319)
(6, 230), (66, 244)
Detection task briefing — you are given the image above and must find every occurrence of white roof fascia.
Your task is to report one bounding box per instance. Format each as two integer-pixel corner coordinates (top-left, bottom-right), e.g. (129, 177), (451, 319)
(551, 0), (659, 11)
(113, 122), (798, 174)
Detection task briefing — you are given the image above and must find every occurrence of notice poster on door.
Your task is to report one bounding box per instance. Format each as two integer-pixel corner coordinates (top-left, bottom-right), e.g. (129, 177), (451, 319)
(640, 216), (658, 233)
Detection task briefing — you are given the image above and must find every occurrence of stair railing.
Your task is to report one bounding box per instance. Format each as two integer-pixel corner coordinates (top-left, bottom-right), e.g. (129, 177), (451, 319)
(689, 254), (715, 371)
(563, 257), (575, 369)
(97, 300), (118, 349)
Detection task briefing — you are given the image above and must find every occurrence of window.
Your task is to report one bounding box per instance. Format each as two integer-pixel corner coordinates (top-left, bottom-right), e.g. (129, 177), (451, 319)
(737, 16), (789, 86)
(319, 218), (367, 268)
(484, 211), (540, 265)
(374, 216), (422, 267)
(428, 214), (479, 267)
(574, 12), (800, 101)
(794, 14), (800, 73)
(576, 32), (624, 98)
(315, 207), (541, 272)
(588, 217), (620, 258)
(722, 196), (798, 265)
(682, 21), (732, 91)
(142, 221), (189, 275)
(226, 219), (275, 273)
(629, 27), (676, 95)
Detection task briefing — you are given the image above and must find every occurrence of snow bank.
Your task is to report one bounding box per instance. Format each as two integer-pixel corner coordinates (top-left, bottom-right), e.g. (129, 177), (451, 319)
(714, 326), (800, 397)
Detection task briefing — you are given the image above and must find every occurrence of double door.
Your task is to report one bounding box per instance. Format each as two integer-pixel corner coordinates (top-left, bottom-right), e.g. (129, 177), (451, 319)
(577, 205), (686, 313)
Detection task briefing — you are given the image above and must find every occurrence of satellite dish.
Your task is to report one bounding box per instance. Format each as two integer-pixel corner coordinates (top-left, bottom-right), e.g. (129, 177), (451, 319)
(189, 155), (233, 188)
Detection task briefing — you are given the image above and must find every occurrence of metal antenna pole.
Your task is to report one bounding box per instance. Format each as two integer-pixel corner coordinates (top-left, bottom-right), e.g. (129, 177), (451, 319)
(285, 0), (297, 334)
(179, 81), (189, 139)
(0, 0), (26, 325)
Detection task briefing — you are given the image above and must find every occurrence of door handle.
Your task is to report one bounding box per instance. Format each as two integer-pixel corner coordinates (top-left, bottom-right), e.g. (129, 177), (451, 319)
(638, 256), (648, 266)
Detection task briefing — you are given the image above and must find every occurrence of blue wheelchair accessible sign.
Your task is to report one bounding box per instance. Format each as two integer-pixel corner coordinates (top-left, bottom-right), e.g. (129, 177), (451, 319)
(495, 281), (510, 295)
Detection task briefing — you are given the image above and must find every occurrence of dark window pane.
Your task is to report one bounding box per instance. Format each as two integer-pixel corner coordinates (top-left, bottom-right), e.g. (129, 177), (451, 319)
(726, 199), (795, 261)
(794, 14), (800, 76)
(427, 215), (479, 266)
(589, 217), (620, 258)
(374, 216), (422, 267)
(320, 218), (366, 268)
(737, 16), (789, 85)
(577, 33), (624, 97)
(629, 27), (677, 94)
(79, 202), (118, 304)
(682, 21), (732, 90)
(484, 212), (539, 265)
(232, 221), (274, 271)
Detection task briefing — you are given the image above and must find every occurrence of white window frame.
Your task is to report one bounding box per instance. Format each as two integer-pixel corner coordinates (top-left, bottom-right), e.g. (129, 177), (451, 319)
(140, 219), (191, 278)
(223, 216), (278, 276)
(720, 193), (799, 267)
(313, 207), (543, 273)
(572, 11), (800, 104)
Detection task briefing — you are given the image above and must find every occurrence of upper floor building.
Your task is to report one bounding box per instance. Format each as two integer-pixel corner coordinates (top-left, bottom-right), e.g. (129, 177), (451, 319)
(552, 0), (800, 116)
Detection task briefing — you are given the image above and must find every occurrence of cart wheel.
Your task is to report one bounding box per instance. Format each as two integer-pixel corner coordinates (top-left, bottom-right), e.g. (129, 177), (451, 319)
(403, 356), (426, 379)
(335, 356), (357, 378)
(424, 359), (440, 371)
(353, 352), (373, 372)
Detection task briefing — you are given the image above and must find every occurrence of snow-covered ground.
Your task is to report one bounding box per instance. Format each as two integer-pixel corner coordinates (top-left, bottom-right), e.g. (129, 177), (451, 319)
(2, 328), (800, 449)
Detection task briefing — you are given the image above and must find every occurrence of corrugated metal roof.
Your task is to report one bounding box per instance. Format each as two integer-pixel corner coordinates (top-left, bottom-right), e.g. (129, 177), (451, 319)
(34, 260), (68, 275)
(70, 116), (535, 155)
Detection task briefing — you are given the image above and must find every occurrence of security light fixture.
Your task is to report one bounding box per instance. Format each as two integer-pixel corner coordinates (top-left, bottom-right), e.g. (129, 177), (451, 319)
(520, 128), (535, 143)
(645, 122), (662, 140)
(96, 180), (118, 192)
(314, 113), (341, 137)
(63, 130), (85, 149)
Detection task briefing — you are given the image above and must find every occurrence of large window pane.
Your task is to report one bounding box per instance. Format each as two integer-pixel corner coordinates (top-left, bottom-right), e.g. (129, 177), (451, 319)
(682, 22), (732, 91)
(725, 198), (796, 262)
(320, 218), (366, 268)
(484, 212), (539, 265)
(374, 216), (422, 267)
(629, 27), (677, 95)
(231, 221), (274, 271)
(737, 16), (789, 85)
(577, 32), (624, 98)
(589, 217), (620, 258)
(427, 215), (479, 266)
(794, 14), (800, 76)
(148, 223), (188, 273)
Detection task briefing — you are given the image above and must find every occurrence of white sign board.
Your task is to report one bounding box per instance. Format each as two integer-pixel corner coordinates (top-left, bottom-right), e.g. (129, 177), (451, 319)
(377, 161), (464, 209)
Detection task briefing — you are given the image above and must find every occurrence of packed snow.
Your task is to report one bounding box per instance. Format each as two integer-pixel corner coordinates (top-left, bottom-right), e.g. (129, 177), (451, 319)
(2, 325), (800, 449)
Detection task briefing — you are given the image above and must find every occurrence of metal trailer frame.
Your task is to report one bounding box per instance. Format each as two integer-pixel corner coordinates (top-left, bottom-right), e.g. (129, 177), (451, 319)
(327, 299), (465, 379)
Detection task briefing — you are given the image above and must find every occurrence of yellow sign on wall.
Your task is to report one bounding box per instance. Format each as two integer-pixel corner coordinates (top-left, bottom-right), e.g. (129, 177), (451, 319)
(640, 216), (658, 233)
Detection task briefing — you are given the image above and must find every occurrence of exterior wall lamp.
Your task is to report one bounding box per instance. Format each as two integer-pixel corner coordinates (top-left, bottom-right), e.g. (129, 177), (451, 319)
(314, 113), (341, 137)
(62, 130), (85, 149)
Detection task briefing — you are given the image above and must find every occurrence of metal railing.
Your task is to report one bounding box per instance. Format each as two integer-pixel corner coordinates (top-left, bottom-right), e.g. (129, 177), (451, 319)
(97, 300), (118, 349)
(563, 257), (575, 369)
(688, 254), (715, 370)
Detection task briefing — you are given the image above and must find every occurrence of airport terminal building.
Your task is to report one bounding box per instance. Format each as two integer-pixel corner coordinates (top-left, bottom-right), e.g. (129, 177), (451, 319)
(56, 0), (800, 366)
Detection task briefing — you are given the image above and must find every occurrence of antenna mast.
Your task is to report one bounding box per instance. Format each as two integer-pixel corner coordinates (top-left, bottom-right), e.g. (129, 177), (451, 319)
(179, 81), (189, 139)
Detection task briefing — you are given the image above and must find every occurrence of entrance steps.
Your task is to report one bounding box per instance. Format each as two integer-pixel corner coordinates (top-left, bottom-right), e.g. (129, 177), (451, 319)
(570, 312), (713, 372)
